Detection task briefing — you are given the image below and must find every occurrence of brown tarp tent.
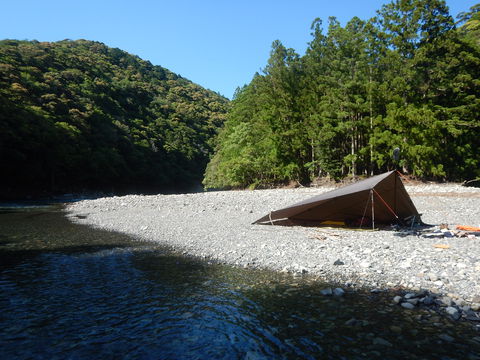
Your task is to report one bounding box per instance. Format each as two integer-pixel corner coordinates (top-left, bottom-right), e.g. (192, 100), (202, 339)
(254, 171), (420, 227)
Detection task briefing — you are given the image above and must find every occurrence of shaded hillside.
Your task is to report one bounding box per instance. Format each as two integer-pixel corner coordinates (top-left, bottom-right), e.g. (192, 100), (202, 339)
(0, 39), (228, 198)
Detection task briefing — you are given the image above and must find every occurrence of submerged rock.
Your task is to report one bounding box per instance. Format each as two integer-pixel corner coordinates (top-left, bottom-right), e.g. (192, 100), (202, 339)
(372, 337), (393, 347)
(438, 334), (455, 342)
(421, 295), (435, 305)
(320, 288), (333, 296)
(401, 302), (415, 310)
(446, 306), (461, 320)
(393, 295), (403, 304)
(404, 292), (417, 299)
(333, 288), (345, 297)
(406, 298), (419, 306)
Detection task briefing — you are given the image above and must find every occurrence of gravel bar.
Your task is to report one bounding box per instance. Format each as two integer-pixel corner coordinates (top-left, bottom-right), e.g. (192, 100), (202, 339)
(66, 183), (480, 304)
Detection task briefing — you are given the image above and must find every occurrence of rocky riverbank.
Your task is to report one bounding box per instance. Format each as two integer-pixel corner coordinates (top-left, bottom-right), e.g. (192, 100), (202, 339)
(66, 183), (480, 313)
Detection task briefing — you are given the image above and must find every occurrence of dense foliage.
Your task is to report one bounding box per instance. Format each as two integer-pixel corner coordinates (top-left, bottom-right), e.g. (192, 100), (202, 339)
(204, 0), (480, 189)
(0, 39), (228, 197)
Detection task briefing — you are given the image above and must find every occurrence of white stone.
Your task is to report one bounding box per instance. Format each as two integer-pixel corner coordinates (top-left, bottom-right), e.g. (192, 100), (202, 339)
(359, 261), (371, 268)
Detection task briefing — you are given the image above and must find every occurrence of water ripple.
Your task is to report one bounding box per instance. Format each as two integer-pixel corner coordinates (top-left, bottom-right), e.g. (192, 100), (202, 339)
(1, 210), (480, 359)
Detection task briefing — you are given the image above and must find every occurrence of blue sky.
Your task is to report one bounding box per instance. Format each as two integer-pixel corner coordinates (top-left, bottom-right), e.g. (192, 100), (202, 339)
(1, 0), (476, 99)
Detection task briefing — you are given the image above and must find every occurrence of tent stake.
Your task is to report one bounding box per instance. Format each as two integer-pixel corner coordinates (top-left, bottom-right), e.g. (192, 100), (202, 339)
(371, 189), (375, 230)
(268, 212), (274, 226)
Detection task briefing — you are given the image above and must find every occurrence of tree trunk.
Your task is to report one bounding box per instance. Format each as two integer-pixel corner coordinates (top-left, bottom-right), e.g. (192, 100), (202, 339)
(351, 122), (356, 178)
(369, 67), (374, 176)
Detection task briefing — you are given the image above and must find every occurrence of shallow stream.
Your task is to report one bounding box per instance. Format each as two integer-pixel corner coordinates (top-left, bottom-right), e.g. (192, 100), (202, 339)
(0, 205), (479, 359)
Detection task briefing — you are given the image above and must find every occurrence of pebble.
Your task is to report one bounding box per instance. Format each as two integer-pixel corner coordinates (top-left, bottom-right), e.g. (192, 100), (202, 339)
(438, 334), (455, 342)
(345, 318), (357, 326)
(372, 337), (393, 347)
(441, 297), (453, 306)
(401, 302), (415, 310)
(359, 261), (371, 268)
(320, 288), (333, 296)
(389, 325), (402, 333)
(465, 310), (480, 321)
(472, 296), (480, 303)
(404, 293), (416, 299)
(333, 288), (345, 297)
(445, 306), (461, 320)
(422, 296), (434, 305)
(406, 298), (419, 305)
(393, 296), (403, 304)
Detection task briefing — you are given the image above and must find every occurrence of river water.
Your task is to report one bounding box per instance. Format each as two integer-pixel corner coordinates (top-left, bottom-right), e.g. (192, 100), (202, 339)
(0, 205), (479, 359)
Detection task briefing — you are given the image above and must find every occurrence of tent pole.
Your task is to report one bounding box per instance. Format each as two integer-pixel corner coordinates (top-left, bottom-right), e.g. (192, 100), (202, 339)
(360, 192), (370, 229)
(394, 171), (397, 216)
(371, 189), (375, 230)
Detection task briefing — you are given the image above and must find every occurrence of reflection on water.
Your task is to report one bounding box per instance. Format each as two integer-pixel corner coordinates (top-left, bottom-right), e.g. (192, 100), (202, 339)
(0, 207), (479, 359)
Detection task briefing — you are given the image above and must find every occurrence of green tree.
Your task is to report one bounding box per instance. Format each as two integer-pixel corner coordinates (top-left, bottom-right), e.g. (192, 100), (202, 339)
(0, 39), (228, 197)
(205, 0), (480, 187)
(457, 3), (480, 45)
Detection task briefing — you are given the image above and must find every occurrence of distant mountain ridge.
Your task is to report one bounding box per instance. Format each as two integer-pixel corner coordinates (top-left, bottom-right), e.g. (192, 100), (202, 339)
(0, 39), (229, 198)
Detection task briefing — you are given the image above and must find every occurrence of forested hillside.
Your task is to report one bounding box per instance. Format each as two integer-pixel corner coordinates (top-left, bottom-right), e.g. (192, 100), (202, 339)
(204, 0), (480, 189)
(0, 40), (228, 197)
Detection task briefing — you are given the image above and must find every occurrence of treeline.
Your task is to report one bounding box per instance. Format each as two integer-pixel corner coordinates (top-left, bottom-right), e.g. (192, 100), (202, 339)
(0, 39), (228, 197)
(204, 0), (480, 189)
